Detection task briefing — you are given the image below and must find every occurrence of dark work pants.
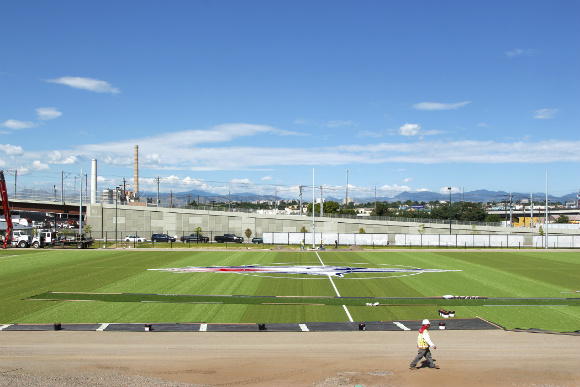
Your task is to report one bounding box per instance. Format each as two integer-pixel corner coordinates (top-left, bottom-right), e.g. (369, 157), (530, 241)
(410, 348), (435, 368)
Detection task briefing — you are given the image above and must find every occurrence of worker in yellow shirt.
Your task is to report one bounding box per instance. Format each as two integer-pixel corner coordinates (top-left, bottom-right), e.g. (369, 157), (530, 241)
(410, 319), (440, 370)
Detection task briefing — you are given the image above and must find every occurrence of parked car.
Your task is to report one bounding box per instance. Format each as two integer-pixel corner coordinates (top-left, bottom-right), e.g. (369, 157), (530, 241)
(180, 234), (209, 243)
(214, 234), (244, 243)
(125, 235), (146, 243)
(151, 233), (176, 243)
(252, 237), (263, 244)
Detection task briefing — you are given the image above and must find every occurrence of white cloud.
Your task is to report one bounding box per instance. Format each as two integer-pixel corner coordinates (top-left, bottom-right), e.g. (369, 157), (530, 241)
(182, 177), (205, 186)
(0, 144), (24, 156)
(31, 160), (49, 171)
(533, 108), (558, 119)
(294, 118), (356, 130)
(47, 151), (77, 164)
(356, 130), (383, 138)
(231, 178), (253, 185)
(505, 48), (536, 58)
(439, 187), (462, 195)
(12, 124), (579, 184)
(398, 123), (421, 136)
(46, 76), (121, 94)
(1, 119), (37, 130)
(413, 101), (470, 111)
(379, 184), (412, 197)
(262, 176), (272, 181)
(403, 178), (412, 183)
(325, 120), (354, 128)
(36, 107), (62, 120)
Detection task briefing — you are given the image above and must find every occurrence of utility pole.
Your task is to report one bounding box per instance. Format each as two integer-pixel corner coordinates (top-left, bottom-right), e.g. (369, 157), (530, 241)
(79, 168), (83, 237)
(61, 171), (71, 203)
(530, 193), (533, 228)
(5, 170), (18, 199)
(545, 171), (549, 249)
(509, 193), (513, 227)
(345, 169), (349, 209)
(299, 185), (303, 216)
(312, 169), (315, 248)
(448, 187), (452, 235)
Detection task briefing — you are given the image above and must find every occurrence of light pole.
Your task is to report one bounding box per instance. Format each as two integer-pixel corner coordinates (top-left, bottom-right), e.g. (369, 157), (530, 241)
(448, 187), (452, 235)
(345, 169), (349, 209)
(115, 186), (121, 244)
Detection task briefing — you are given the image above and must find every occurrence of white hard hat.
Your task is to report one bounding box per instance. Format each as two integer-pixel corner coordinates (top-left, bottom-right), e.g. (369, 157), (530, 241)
(422, 319), (431, 325)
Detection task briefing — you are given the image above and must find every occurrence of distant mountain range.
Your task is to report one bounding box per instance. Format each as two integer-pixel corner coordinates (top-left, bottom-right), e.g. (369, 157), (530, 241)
(140, 188), (579, 206)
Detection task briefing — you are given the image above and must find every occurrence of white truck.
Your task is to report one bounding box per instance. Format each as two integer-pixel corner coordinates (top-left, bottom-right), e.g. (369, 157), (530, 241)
(11, 230), (33, 248)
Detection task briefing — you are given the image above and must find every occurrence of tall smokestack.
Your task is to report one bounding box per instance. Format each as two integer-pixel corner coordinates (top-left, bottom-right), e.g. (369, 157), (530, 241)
(134, 145), (139, 200)
(91, 159), (97, 204)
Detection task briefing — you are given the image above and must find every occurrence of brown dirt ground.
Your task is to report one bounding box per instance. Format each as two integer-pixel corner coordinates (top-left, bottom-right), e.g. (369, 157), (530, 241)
(1, 330), (579, 386)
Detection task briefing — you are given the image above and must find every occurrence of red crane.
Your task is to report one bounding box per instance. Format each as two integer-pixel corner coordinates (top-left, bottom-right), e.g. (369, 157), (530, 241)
(0, 170), (13, 249)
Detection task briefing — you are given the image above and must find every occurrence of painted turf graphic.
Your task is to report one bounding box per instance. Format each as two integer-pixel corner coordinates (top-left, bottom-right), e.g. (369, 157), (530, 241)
(149, 265), (461, 278)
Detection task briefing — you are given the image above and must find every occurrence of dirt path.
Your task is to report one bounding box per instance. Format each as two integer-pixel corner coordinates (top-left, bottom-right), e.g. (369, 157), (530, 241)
(1, 330), (578, 387)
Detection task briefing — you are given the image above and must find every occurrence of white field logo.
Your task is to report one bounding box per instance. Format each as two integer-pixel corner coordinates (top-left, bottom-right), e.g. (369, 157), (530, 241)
(149, 264), (461, 279)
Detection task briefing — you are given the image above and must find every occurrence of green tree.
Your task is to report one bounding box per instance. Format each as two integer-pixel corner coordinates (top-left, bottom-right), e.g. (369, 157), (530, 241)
(539, 225), (544, 236)
(300, 226), (308, 233)
(418, 224), (425, 235)
(359, 227), (366, 234)
(430, 202), (487, 222)
(372, 202), (390, 217)
(84, 224), (92, 236)
(485, 214), (501, 223)
(194, 226), (203, 236)
(245, 228), (252, 239)
(555, 215), (569, 224)
(307, 201), (340, 215)
(323, 201), (340, 214)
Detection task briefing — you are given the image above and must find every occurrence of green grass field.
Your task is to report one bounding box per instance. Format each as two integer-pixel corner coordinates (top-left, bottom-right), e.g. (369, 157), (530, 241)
(1, 249), (578, 332)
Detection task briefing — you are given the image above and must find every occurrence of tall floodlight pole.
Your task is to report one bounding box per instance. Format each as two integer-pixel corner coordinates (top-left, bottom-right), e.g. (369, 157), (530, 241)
(320, 186), (323, 217)
(115, 187), (118, 244)
(312, 169), (315, 249)
(545, 171), (549, 250)
(530, 193), (533, 229)
(448, 187), (452, 235)
(299, 185), (303, 216)
(345, 169), (349, 208)
(79, 169), (82, 237)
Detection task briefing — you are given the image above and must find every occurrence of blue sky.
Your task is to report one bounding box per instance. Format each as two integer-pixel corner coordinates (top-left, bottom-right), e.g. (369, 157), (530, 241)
(1, 0), (578, 200)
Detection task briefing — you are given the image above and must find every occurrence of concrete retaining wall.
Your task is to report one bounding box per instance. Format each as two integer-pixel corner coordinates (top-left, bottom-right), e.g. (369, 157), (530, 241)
(86, 204), (577, 244)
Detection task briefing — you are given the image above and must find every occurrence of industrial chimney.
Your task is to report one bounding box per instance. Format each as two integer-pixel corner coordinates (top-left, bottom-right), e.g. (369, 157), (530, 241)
(134, 145), (139, 200)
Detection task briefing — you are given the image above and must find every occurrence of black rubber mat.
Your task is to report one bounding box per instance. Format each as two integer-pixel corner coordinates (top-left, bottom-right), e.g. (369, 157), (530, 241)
(0, 318), (500, 332)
